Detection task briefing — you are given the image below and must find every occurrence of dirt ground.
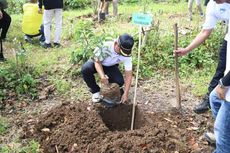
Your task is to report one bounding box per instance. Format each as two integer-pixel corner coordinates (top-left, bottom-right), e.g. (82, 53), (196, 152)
(17, 78), (214, 153)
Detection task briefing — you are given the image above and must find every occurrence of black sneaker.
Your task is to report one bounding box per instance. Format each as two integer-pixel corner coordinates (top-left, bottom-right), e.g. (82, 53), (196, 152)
(193, 94), (210, 114)
(53, 43), (61, 48)
(41, 42), (52, 49)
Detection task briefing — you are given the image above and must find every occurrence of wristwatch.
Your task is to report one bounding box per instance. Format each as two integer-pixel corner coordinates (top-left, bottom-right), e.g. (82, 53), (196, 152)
(219, 79), (227, 89)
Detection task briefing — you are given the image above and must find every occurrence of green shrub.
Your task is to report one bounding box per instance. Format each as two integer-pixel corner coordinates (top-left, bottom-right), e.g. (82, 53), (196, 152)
(64, 0), (91, 9)
(6, 0), (25, 14)
(0, 140), (40, 153)
(70, 20), (114, 75)
(0, 117), (8, 135)
(0, 42), (38, 106)
(138, 23), (225, 77)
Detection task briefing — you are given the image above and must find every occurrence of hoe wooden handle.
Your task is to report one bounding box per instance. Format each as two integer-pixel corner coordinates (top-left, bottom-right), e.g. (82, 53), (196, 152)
(174, 23), (181, 109)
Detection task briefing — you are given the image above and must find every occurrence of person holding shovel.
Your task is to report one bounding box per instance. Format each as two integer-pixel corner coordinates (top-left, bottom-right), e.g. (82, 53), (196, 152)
(81, 33), (134, 103)
(174, 0), (230, 150)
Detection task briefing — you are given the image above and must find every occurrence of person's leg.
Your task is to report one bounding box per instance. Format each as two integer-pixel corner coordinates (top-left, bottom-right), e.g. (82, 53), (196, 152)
(39, 25), (45, 42)
(103, 1), (109, 15)
(0, 10), (11, 39)
(112, 0), (118, 16)
(81, 59), (100, 94)
(43, 9), (53, 45)
(194, 40), (227, 114)
(103, 65), (124, 95)
(213, 100), (230, 153)
(54, 9), (62, 44)
(195, 0), (203, 16)
(188, 0), (193, 20)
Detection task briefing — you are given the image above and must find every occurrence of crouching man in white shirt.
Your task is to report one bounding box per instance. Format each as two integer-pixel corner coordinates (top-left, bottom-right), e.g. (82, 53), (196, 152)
(81, 33), (134, 103)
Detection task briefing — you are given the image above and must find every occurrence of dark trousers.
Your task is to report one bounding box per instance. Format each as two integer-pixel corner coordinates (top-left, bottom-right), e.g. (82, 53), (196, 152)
(208, 40), (227, 94)
(81, 59), (124, 94)
(204, 0), (210, 6)
(0, 10), (11, 39)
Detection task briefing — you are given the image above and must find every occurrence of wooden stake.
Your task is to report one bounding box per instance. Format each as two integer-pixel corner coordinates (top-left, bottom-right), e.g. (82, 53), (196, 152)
(131, 26), (142, 130)
(173, 23), (181, 109)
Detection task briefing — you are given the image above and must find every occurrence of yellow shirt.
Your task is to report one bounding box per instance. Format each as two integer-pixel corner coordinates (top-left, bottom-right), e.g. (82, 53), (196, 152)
(22, 3), (43, 35)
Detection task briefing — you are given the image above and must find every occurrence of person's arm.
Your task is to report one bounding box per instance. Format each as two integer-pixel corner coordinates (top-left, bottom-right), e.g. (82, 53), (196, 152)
(174, 28), (213, 56)
(94, 59), (109, 85)
(121, 70), (132, 103)
(38, 0), (43, 13)
(0, 10), (2, 19)
(216, 71), (230, 100)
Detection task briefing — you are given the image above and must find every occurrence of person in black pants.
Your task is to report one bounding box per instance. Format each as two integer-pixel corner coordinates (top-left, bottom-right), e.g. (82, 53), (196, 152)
(0, 8), (11, 40)
(0, 0), (11, 61)
(81, 33), (134, 103)
(193, 40), (226, 114)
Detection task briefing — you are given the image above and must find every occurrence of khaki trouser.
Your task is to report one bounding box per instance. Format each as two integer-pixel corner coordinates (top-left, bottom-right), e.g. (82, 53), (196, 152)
(99, 0), (118, 16)
(188, 0), (203, 19)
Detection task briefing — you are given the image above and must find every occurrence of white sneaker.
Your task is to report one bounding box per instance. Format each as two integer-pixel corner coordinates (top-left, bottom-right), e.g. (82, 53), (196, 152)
(204, 132), (216, 144)
(92, 92), (103, 103)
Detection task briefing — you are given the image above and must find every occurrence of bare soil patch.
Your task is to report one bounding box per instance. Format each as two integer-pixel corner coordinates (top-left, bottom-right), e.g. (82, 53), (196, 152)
(22, 100), (213, 153)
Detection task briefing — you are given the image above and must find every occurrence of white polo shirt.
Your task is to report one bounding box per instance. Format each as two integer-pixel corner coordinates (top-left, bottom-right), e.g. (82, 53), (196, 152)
(203, 0), (230, 41)
(93, 40), (132, 71)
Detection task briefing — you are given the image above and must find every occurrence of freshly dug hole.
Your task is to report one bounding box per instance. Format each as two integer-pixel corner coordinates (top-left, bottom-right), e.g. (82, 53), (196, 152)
(98, 104), (146, 131)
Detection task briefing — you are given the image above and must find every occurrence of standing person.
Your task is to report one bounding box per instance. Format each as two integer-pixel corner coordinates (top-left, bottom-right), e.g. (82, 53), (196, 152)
(206, 21), (230, 153)
(22, 0), (45, 44)
(0, 0), (11, 41)
(103, 0), (118, 16)
(175, 0), (229, 113)
(81, 33), (134, 103)
(98, 0), (118, 20)
(0, 0), (11, 62)
(188, 0), (204, 21)
(174, 0), (230, 147)
(38, 0), (63, 48)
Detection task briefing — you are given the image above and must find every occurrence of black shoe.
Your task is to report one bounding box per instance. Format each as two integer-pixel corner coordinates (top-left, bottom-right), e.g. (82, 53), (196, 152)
(0, 56), (6, 62)
(53, 43), (61, 48)
(41, 42), (52, 49)
(193, 94), (210, 114)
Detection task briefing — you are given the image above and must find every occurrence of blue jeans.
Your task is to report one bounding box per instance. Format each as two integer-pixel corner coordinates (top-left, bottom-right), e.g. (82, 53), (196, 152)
(210, 89), (230, 153)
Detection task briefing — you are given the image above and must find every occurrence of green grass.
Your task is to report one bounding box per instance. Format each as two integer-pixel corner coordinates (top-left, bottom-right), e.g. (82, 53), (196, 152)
(0, 116), (8, 135)
(3, 1), (214, 98)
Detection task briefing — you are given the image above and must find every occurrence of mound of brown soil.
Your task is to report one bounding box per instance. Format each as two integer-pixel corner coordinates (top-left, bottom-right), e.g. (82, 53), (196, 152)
(22, 102), (213, 153)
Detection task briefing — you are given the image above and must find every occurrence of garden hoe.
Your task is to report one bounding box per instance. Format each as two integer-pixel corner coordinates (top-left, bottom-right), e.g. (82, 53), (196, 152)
(99, 83), (122, 108)
(100, 98), (120, 108)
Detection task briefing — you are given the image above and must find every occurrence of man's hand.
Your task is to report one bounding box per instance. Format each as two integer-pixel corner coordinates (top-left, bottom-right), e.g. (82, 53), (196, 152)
(120, 92), (128, 103)
(216, 85), (227, 100)
(174, 48), (190, 57)
(101, 75), (109, 85)
(0, 10), (3, 19)
(38, 8), (42, 14)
